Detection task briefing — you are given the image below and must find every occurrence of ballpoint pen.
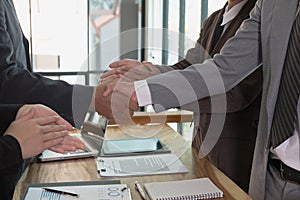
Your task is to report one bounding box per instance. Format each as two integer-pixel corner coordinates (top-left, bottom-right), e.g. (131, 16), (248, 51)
(134, 181), (146, 200)
(43, 187), (80, 198)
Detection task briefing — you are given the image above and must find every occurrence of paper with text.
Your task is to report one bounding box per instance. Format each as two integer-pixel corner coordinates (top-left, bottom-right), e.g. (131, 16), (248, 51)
(97, 154), (187, 177)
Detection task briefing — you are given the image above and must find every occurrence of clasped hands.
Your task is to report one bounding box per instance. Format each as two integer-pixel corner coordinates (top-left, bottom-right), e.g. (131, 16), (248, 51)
(94, 79), (139, 125)
(4, 104), (85, 159)
(94, 59), (160, 124)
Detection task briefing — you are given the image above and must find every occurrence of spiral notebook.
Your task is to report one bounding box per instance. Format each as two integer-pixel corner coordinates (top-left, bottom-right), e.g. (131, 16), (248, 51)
(144, 178), (223, 200)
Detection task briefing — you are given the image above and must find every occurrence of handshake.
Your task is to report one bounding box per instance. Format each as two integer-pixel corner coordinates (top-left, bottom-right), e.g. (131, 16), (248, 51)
(94, 80), (138, 125)
(93, 59), (160, 125)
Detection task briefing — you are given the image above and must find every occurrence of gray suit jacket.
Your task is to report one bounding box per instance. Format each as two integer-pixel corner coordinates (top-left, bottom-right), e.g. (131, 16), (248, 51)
(156, 0), (260, 192)
(146, 0), (299, 199)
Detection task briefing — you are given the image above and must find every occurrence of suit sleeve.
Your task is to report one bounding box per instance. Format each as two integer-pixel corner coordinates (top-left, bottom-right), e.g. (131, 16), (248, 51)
(146, 1), (262, 112)
(0, 2), (93, 128)
(0, 104), (23, 172)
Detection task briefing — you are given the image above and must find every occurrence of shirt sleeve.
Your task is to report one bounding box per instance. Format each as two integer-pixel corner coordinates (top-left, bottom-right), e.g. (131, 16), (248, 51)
(134, 80), (152, 106)
(0, 135), (23, 171)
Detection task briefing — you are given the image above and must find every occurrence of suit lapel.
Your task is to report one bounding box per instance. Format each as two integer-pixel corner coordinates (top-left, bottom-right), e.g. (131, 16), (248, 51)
(270, 0), (298, 76)
(266, 0), (299, 123)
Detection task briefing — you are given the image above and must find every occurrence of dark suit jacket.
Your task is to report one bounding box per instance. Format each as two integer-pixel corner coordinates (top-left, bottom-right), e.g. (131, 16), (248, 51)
(0, 104), (26, 200)
(0, 0), (93, 128)
(156, 0), (260, 192)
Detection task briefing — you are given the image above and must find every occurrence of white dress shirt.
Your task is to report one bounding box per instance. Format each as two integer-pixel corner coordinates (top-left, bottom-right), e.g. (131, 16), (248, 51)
(222, 0), (248, 31)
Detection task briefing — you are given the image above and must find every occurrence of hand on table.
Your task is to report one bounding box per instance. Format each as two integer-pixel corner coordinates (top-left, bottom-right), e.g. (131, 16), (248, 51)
(5, 108), (68, 159)
(15, 104), (85, 154)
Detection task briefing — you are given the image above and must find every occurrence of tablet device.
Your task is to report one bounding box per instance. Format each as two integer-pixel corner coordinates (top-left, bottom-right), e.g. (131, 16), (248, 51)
(101, 137), (170, 156)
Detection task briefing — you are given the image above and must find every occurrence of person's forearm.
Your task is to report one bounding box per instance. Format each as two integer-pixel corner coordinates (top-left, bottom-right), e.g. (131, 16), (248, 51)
(0, 136), (23, 171)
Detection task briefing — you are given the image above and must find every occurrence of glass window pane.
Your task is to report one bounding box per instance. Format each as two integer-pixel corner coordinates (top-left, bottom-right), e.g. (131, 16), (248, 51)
(30, 0), (88, 72)
(89, 0), (121, 72)
(185, 0), (201, 46)
(145, 0), (227, 65)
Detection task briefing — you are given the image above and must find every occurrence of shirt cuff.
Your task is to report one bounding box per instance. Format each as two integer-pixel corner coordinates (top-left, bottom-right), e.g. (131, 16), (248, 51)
(134, 80), (152, 106)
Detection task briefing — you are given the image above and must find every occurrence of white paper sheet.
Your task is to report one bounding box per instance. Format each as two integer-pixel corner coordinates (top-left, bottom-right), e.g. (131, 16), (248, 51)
(23, 184), (131, 200)
(97, 154), (188, 177)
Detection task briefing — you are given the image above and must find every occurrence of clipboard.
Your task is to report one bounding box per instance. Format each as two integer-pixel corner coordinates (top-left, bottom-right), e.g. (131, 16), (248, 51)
(97, 153), (188, 177)
(22, 180), (132, 200)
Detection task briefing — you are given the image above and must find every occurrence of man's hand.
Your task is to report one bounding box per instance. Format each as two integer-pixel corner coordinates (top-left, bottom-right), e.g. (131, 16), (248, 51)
(100, 59), (160, 83)
(16, 104), (73, 130)
(94, 81), (139, 124)
(16, 104), (85, 153)
(5, 109), (68, 159)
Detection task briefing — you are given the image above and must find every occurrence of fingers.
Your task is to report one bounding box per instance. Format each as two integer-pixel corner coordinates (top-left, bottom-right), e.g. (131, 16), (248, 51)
(109, 60), (125, 68)
(48, 146), (65, 154)
(109, 59), (139, 68)
(118, 62), (159, 82)
(49, 135), (85, 153)
(55, 118), (74, 131)
(120, 70), (149, 82)
(43, 129), (68, 142)
(101, 68), (119, 79)
(34, 115), (61, 126)
(62, 135), (85, 149)
(100, 59), (156, 83)
(129, 92), (139, 107)
(100, 68), (127, 82)
(101, 59), (141, 80)
(129, 97), (139, 111)
(44, 137), (65, 151)
(41, 124), (67, 135)
(102, 82), (116, 97)
(17, 108), (35, 121)
(101, 74), (120, 83)
(50, 144), (77, 153)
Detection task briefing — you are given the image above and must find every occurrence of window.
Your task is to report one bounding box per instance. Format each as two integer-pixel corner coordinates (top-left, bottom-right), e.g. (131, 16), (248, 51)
(14, 0), (225, 85)
(13, 0), (142, 86)
(13, 0), (226, 141)
(145, 0), (226, 65)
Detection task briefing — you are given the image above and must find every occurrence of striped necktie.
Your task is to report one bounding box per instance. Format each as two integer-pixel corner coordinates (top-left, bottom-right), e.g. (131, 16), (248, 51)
(270, 12), (300, 147)
(210, 14), (224, 52)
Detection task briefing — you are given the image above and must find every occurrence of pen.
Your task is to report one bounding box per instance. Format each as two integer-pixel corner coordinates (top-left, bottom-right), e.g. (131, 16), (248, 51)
(43, 187), (80, 198)
(128, 188), (132, 200)
(135, 181), (146, 200)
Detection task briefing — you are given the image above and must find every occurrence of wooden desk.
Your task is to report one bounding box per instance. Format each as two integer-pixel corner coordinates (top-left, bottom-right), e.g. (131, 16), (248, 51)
(107, 110), (194, 125)
(14, 124), (251, 200)
(131, 110), (193, 124)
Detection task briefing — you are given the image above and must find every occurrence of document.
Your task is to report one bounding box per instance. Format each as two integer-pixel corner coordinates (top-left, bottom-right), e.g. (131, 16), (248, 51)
(22, 181), (131, 200)
(97, 154), (188, 177)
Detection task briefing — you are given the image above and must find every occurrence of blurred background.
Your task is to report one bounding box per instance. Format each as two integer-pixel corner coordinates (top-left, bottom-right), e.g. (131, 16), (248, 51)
(14, 0), (227, 141)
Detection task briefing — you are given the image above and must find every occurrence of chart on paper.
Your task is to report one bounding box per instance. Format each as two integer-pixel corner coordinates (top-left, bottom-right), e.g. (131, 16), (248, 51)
(23, 184), (131, 200)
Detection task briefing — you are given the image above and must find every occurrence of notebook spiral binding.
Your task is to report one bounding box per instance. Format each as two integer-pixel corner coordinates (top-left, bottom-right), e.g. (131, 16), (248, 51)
(156, 191), (223, 200)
